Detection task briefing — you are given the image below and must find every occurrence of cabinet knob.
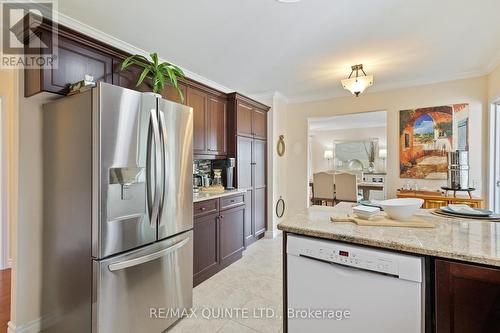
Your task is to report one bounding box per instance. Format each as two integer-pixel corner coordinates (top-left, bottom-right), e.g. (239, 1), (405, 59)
(230, 199), (235, 203)
(200, 207), (206, 211)
(220, 215), (224, 219)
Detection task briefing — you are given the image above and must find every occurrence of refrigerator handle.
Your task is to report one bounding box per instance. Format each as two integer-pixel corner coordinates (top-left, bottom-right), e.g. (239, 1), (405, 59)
(107, 237), (190, 272)
(146, 109), (162, 226)
(158, 110), (167, 224)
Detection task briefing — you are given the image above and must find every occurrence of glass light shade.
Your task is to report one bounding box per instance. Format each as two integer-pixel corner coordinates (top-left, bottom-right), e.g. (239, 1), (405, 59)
(324, 150), (333, 159)
(341, 75), (373, 96)
(379, 148), (387, 158)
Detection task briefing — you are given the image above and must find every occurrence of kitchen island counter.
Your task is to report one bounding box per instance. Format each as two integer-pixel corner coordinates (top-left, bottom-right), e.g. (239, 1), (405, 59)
(278, 202), (500, 267)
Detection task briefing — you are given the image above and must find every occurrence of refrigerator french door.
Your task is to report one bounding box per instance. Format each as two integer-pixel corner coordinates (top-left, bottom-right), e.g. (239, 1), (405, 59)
(42, 82), (193, 333)
(97, 83), (193, 258)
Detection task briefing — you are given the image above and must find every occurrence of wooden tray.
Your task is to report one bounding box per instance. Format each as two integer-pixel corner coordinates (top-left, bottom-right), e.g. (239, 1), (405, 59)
(331, 213), (435, 228)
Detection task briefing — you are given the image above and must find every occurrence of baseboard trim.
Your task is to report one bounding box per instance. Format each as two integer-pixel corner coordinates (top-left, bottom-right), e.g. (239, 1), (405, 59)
(8, 318), (41, 333)
(264, 229), (280, 239)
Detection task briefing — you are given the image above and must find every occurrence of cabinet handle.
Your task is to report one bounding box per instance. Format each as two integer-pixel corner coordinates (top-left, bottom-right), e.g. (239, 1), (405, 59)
(200, 207), (206, 211)
(230, 199), (235, 203)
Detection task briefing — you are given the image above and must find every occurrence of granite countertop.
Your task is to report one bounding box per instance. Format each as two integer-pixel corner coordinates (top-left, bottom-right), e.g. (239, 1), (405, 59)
(193, 189), (247, 203)
(277, 202), (500, 267)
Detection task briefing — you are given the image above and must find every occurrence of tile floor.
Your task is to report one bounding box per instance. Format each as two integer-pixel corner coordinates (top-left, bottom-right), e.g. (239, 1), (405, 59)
(170, 235), (283, 333)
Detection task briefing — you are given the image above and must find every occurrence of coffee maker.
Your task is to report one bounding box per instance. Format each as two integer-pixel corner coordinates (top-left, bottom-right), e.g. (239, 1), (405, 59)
(213, 158), (236, 189)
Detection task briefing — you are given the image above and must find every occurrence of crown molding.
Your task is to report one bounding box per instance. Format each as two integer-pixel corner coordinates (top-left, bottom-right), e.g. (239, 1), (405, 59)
(54, 11), (233, 94)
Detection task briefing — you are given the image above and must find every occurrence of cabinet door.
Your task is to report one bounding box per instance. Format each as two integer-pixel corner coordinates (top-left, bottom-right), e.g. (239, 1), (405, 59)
(219, 206), (245, 264)
(237, 103), (253, 137)
(207, 96), (227, 155)
(193, 213), (219, 284)
(161, 82), (188, 105)
(187, 87), (208, 154)
(253, 109), (267, 140)
(253, 139), (266, 237)
(243, 189), (253, 246)
(112, 60), (151, 92)
(237, 136), (253, 189)
(254, 187), (266, 237)
(40, 36), (113, 95)
(435, 259), (500, 333)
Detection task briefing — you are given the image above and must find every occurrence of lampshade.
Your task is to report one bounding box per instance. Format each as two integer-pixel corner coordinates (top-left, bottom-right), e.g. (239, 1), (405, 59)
(379, 148), (387, 158)
(341, 75), (373, 96)
(324, 150), (333, 159)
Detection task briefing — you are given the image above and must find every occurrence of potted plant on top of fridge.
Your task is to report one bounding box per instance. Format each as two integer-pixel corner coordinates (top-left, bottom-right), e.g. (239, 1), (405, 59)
(121, 52), (185, 102)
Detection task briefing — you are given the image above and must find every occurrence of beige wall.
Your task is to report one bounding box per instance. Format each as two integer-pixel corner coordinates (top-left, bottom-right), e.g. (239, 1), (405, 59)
(12, 72), (57, 328)
(488, 64), (500, 102)
(309, 126), (387, 175)
(284, 76), (488, 214)
(263, 92), (289, 236)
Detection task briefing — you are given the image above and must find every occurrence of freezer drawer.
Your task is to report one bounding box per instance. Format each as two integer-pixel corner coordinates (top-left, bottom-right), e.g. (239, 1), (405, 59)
(93, 231), (193, 333)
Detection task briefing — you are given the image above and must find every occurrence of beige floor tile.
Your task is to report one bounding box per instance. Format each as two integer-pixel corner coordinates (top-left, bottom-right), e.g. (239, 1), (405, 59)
(216, 320), (261, 333)
(171, 235), (283, 333)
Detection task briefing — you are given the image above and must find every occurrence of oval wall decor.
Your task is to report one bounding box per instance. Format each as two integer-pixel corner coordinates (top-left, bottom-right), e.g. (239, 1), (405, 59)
(276, 196), (285, 218)
(277, 135), (285, 157)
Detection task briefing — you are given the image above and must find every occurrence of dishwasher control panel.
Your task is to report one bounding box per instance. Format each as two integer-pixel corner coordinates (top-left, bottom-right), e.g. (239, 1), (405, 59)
(299, 240), (398, 275)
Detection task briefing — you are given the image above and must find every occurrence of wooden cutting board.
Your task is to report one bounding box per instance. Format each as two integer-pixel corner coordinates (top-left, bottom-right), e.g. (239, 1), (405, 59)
(330, 213), (436, 228)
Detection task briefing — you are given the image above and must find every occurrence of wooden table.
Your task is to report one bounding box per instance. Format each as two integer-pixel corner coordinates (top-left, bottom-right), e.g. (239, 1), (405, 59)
(358, 182), (384, 200)
(397, 190), (484, 208)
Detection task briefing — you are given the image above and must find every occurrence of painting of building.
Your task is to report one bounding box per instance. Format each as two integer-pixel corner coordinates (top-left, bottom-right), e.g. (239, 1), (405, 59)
(399, 104), (469, 179)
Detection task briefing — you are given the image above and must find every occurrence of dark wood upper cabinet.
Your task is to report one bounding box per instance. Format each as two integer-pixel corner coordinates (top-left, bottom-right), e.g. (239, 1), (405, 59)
(187, 87), (227, 159)
(236, 102), (254, 137)
(161, 82), (188, 105)
(26, 34), (113, 96)
(187, 87), (208, 154)
(207, 96), (227, 155)
(253, 109), (267, 140)
(112, 59), (152, 92)
(435, 259), (500, 333)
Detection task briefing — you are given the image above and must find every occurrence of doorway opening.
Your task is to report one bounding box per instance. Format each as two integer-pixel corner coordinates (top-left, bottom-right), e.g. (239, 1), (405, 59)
(307, 111), (388, 207)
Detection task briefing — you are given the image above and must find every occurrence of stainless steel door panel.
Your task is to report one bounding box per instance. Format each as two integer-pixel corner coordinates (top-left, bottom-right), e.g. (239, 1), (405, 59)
(158, 99), (194, 240)
(93, 231), (193, 333)
(96, 83), (158, 258)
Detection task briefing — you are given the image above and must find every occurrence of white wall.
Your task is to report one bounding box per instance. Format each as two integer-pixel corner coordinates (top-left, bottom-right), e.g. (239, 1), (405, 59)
(264, 92), (288, 237)
(284, 76), (488, 214)
(309, 126), (387, 175)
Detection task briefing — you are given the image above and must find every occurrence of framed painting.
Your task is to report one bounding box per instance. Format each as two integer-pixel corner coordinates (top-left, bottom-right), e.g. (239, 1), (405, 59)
(399, 104), (469, 179)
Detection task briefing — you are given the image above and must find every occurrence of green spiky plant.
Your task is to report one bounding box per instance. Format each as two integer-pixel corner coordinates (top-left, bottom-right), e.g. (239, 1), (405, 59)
(121, 53), (185, 102)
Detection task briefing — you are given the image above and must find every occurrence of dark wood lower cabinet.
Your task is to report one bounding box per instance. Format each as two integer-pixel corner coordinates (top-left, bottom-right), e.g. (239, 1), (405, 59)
(435, 259), (500, 333)
(193, 212), (219, 284)
(220, 205), (245, 264)
(193, 194), (245, 286)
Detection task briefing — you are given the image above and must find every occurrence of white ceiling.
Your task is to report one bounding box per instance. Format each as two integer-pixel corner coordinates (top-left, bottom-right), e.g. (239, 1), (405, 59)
(57, 0), (500, 102)
(309, 111), (387, 132)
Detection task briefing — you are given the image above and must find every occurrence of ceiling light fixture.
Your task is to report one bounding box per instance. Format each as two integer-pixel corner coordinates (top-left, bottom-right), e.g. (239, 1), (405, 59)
(341, 64), (373, 97)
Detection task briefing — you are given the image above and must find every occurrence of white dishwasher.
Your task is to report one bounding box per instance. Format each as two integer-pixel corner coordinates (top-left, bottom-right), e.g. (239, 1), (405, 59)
(287, 234), (424, 333)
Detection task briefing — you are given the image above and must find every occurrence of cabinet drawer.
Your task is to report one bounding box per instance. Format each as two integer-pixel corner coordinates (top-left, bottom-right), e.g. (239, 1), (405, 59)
(194, 199), (219, 217)
(220, 194), (245, 211)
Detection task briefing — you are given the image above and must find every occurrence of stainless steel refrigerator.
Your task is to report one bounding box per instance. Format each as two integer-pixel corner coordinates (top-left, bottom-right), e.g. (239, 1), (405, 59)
(42, 82), (193, 333)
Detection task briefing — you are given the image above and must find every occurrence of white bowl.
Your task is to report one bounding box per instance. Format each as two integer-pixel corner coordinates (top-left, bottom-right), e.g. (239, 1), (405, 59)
(379, 198), (424, 220)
